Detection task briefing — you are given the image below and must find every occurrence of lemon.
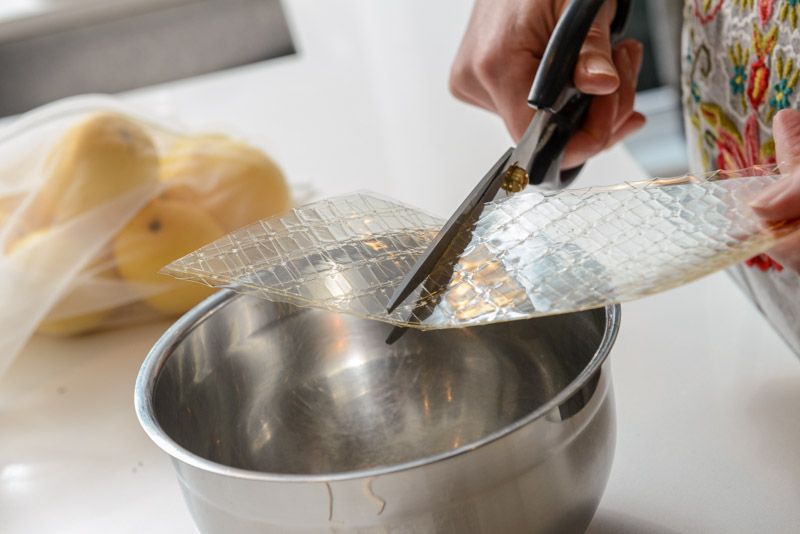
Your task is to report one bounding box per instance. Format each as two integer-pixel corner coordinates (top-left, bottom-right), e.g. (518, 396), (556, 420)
(113, 199), (224, 316)
(37, 113), (158, 223)
(160, 135), (290, 232)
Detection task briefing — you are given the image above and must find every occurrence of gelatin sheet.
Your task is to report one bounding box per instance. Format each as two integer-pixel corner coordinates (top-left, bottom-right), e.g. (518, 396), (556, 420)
(164, 173), (800, 329)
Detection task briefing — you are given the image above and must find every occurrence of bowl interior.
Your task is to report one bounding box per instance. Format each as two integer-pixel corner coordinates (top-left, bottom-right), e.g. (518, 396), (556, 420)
(152, 295), (608, 476)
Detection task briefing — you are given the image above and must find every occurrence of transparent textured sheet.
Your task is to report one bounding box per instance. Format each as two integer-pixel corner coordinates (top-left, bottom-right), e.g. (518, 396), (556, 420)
(164, 173), (800, 329)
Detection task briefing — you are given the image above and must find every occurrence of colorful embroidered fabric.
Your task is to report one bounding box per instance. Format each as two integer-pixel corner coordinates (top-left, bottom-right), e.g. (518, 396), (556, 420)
(683, 0), (800, 270)
(683, 0), (800, 356)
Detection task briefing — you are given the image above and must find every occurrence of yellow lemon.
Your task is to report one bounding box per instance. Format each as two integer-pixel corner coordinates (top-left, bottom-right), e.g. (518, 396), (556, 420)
(112, 199), (224, 316)
(36, 112), (158, 223)
(160, 135), (290, 232)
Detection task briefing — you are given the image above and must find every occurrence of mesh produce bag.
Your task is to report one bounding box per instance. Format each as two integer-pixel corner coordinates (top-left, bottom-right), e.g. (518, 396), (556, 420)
(0, 95), (295, 377)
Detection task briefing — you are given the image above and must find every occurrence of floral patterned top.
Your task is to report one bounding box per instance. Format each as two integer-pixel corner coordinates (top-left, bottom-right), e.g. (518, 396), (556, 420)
(682, 0), (800, 355)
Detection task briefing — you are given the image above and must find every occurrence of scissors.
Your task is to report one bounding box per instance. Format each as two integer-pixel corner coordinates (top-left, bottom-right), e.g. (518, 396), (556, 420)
(385, 0), (632, 330)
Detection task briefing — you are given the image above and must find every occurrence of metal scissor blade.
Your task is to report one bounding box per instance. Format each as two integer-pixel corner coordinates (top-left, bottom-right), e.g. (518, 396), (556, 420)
(385, 148), (514, 314)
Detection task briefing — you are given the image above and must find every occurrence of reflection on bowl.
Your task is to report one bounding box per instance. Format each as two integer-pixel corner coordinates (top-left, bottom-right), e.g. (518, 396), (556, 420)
(136, 291), (619, 533)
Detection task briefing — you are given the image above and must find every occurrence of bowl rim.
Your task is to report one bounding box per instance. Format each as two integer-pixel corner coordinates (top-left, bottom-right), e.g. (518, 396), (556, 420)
(134, 289), (620, 483)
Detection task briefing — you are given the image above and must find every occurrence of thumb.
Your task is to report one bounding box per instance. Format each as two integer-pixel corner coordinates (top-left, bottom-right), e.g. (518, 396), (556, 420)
(574, 0), (620, 95)
(774, 108), (800, 172)
(752, 109), (800, 220)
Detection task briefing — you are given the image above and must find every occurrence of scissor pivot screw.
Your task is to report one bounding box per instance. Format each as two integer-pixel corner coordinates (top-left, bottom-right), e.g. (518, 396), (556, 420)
(501, 165), (529, 193)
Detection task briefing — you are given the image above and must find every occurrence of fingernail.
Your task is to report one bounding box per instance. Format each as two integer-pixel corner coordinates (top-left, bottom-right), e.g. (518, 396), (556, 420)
(584, 54), (618, 78)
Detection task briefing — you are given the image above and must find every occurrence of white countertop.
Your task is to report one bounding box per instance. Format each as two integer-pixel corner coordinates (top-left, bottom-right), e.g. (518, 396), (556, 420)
(2, 1), (800, 532)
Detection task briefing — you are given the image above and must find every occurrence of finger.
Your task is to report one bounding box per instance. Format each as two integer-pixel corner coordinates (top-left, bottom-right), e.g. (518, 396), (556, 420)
(574, 0), (620, 96)
(491, 39), (633, 143)
(451, 78), (495, 110)
(561, 90), (619, 169)
(562, 110), (645, 170)
(612, 40), (644, 131)
(751, 174), (800, 221)
(484, 54), (542, 141)
(449, 52), (497, 111)
(774, 108), (800, 172)
(751, 109), (800, 220)
(606, 111), (647, 147)
(766, 232), (800, 273)
(502, 105), (537, 142)
(448, 0), (502, 113)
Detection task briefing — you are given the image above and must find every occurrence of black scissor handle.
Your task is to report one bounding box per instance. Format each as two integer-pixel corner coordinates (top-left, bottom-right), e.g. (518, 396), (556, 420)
(528, 0), (632, 111)
(527, 90), (594, 187)
(525, 0), (632, 187)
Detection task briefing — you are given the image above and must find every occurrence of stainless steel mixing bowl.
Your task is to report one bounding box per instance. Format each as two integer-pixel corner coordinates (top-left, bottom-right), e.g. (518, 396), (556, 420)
(135, 290), (619, 534)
